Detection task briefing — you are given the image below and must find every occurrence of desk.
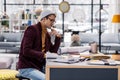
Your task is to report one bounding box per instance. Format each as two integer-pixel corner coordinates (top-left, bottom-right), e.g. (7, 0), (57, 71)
(46, 59), (120, 80)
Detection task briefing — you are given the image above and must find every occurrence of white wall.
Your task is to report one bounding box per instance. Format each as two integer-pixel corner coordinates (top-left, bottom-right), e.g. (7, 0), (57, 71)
(108, 0), (120, 33)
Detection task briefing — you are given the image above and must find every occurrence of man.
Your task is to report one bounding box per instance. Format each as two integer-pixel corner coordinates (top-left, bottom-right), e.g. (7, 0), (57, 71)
(17, 9), (61, 80)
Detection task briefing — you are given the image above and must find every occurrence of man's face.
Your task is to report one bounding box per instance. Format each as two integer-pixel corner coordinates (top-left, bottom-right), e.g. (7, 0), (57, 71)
(45, 15), (56, 29)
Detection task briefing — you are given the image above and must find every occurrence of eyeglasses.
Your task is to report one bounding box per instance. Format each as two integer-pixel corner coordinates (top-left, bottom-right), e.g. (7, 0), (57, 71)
(48, 18), (56, 23)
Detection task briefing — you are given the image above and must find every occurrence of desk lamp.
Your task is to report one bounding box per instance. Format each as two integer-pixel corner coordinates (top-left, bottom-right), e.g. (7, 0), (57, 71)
(112, 14), (120, 23)
(112, 14), (120, 33)
(112, 14), (120, 60)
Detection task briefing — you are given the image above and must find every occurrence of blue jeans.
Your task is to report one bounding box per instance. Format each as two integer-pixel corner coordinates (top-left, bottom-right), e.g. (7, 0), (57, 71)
(18, 68), (45, 80)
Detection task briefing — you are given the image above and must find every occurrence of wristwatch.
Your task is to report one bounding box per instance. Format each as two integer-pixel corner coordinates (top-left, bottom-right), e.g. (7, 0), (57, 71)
(59, 1), (70, 13)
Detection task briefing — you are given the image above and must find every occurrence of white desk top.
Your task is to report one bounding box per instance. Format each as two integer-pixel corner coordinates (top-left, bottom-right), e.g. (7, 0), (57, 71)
(46, 52), (120, 68)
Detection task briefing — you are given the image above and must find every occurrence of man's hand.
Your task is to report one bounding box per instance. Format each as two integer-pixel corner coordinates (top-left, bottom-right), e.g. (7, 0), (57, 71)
(49, 28), (61, 38)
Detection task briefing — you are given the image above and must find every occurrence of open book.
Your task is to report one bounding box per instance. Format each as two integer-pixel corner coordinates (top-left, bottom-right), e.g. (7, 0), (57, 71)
(46, 52), (59, 59)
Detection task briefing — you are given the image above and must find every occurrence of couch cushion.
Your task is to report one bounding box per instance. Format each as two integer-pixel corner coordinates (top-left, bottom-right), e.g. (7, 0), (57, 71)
(79, 33), (99, 43)
(101, 33), (119, 43)
(0, 34), (4, 42)
(0, 35), (4, 42)
(0, 69), (19, 80)
(3, 33), (22, 42)
(0, 57), (13, 69)
(0, 42), (16, 47)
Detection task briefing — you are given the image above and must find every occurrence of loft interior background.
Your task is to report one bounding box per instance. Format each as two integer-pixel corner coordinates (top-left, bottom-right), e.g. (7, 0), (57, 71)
(0, 0), (117, 33)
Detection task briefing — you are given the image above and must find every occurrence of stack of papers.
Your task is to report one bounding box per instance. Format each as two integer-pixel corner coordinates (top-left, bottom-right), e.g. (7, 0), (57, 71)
(53, 57), (80, 64)
(60, 46), (91, 54)
(46, 52), (59, 59)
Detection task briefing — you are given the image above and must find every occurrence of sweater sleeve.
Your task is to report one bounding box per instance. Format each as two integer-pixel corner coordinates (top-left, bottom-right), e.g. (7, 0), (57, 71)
(49, 36), (61, 53)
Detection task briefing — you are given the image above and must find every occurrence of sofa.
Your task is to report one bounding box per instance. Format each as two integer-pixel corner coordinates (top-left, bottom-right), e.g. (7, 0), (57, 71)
(0, 32), (23, 53)
(0, 57), (13, 69)
(79, 33), (120, 53)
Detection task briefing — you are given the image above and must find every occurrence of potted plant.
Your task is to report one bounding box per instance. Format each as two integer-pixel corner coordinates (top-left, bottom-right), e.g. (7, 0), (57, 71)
(1, 13), (9, 31)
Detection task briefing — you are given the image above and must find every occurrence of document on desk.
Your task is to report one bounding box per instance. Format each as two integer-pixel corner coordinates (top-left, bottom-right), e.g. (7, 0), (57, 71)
(87, 59), (120, 66)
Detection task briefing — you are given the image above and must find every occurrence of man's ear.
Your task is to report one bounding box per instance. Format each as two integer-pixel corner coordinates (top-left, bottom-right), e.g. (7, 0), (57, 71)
(41, 18), (46, 22)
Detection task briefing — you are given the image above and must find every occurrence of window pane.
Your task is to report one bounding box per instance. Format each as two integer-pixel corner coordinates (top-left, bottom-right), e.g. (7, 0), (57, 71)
(36, 0), (62, 4)
(66, 0), (91, 4)
(64, 5), (91, 32)
(6, 0), (34, 4)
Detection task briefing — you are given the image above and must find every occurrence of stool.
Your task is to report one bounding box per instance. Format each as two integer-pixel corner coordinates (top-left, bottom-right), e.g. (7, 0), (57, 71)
(16, 75), (30, 80)
(0, 69), (19, 80)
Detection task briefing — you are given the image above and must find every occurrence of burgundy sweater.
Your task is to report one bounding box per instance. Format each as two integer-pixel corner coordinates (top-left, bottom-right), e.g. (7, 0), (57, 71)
(17, 22), (61, 70)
